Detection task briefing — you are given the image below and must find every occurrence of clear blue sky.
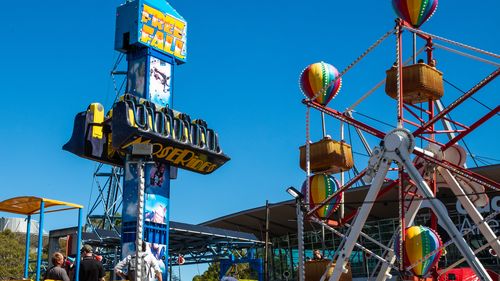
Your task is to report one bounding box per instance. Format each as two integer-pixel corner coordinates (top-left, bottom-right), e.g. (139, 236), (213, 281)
(0, 0), (499, 279)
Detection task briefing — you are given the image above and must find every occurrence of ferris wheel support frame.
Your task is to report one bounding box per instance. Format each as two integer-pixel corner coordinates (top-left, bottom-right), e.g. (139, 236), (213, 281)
(327, 128), (493, 281)
(374, 166), (500, 281)
(438, 168), (500, 255)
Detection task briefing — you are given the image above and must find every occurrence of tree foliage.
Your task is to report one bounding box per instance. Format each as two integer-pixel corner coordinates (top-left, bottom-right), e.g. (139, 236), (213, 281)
(192, 261), (257, 281)
(0, 230), (25, 280)
(192, 262), (220, 281)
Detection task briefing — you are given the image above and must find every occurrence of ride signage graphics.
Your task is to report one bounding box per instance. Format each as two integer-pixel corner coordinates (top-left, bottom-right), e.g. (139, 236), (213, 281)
(148, 56), (172, 107)
(139, 3), (187, 61)
(115, 0), (187, 63)
(457, 196), (500, 235)
(126, 55), (173, 107)
(121, 137), (220, 174)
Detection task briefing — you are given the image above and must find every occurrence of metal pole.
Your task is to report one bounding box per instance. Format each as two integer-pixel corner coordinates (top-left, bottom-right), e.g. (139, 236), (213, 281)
(75, 208), (83, 281)
(413, 33), (417, 64)
(396, 23), (404, 128)
(296, 199), (305, 281)
(35, 200), (45, 281)
(287, 234), (293, 279)
(169, 256), (173, 281)
(321, 112), (327, 138)
(339, 122), (345, 220)
(346, 111), (372, 156)
(136, 159), (146, 281)
(398, 169), (405, 272)
(24, 215), (31, 278)
(321, 225), (326, 253)
(264, 200), (270, 281)
(362, 236), (370, 277)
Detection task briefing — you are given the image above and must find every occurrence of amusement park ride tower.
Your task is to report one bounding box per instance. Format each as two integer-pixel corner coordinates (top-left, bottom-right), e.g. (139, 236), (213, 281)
(298, 1), (499, 281)
(64, 0), (230, 280)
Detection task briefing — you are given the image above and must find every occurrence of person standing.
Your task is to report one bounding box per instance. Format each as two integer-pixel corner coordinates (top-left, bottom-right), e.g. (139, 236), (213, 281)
(115, 241), (163, 281)
(44, 252), (70, 281)
(312, 249), (324, 260)
(79, 245), (105, 281)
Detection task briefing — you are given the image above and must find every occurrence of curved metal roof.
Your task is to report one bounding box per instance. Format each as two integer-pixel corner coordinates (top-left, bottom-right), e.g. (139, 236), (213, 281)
(0, 196), (83, 215)
(201, 164), (500, 239)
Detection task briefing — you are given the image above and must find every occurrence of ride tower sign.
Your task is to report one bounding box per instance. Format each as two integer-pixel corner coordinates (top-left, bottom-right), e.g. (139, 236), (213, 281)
(115, 0), (187, 63)
(115, 0), (187, 106)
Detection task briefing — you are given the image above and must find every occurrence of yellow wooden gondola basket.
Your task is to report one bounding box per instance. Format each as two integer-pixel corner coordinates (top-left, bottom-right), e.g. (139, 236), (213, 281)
(299, 137), (354, 174)
(305, 260), (352, 281)
(385, 63), (444, 104)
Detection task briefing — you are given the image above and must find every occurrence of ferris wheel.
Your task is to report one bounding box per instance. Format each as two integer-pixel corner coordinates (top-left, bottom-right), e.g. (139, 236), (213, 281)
(297, 1), (500, 281)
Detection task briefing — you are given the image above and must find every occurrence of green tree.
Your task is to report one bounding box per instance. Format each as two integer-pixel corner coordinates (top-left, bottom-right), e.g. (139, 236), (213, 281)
(0, 229), (25, 279)
(192, 262), (220, 281)
(192, 261), (258, 281)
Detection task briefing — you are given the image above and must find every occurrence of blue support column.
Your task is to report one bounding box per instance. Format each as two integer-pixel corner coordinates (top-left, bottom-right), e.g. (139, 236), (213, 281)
(75, 208), (83, 281)
(35, 200), (45, 281)
(24, 215), (31, 278)
(122, 160), (171, 280)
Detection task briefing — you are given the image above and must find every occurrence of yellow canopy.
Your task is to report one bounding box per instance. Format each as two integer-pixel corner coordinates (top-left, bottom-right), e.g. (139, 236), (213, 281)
(0, 196), (83, 215)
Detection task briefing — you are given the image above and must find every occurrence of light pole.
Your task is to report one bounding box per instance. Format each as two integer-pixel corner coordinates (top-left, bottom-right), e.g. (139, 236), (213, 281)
(286, 187), (305, 281)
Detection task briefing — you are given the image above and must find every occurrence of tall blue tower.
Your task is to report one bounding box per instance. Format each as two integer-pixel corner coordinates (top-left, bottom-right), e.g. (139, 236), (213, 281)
(64, 1), (229, 280)
(115, 1), (186, 280)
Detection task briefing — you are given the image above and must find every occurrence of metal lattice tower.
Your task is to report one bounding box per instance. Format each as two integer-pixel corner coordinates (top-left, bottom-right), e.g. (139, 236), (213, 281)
(86, 164), (123, 236)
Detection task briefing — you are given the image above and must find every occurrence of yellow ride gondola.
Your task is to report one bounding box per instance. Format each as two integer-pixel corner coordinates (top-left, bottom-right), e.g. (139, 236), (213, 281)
(385, 62), (444, 104)
(299, 136), (354, 174)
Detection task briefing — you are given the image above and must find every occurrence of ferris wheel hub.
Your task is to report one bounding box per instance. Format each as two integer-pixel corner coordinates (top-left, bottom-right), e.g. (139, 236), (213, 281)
(383, 128), (415, 153)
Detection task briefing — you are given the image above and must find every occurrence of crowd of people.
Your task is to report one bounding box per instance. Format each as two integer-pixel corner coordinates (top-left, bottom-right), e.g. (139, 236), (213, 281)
(44, 244), (105, 281)
(44, 242), (163, 281)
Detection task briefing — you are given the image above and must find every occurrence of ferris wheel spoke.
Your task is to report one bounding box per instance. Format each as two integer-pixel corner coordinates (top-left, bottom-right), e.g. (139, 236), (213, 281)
(413, 67), (500, 137)
(442, 105), (500, 150)
(413, 149), (500, 190)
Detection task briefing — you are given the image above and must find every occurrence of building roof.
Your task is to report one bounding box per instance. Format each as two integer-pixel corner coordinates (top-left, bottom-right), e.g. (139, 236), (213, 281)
(64, 221), (263, 264)
(201, 164), (500, 239)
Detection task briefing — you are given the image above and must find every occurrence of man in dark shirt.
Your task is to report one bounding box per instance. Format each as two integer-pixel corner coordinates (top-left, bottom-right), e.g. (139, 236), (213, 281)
(79, 244), (105, 281)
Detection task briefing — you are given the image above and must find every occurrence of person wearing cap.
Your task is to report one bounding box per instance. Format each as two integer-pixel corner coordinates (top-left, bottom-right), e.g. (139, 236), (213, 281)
(44, 252), (70, 281)
(79, 244), (105, 281)
(114, 241), (163, 281)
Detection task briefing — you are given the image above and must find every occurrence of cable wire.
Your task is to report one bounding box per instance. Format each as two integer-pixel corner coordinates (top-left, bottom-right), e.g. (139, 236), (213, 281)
(403, 26), (500, 59)
(443, 78), (500, 117)
(353, 111), (396, 129)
